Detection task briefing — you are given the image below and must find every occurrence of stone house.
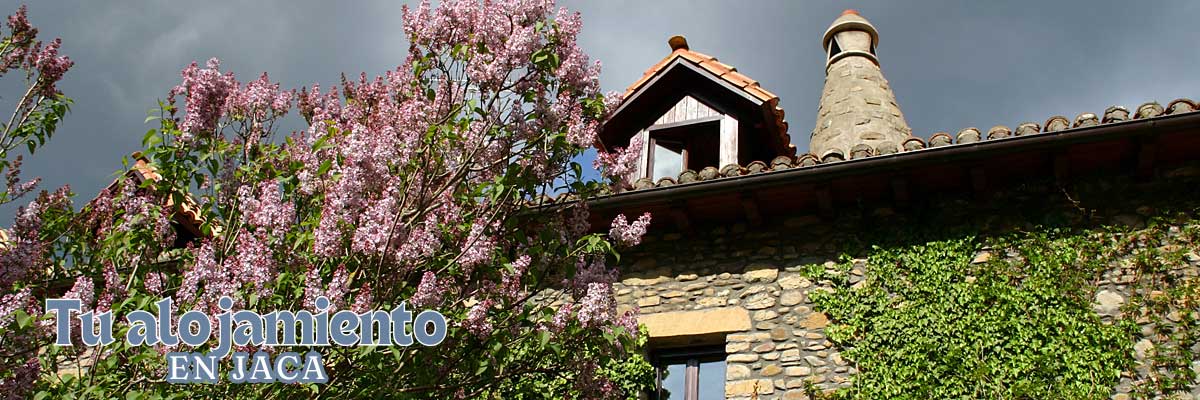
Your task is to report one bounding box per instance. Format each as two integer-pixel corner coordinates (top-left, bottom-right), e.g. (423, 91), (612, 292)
(582, 10), (1200, 400)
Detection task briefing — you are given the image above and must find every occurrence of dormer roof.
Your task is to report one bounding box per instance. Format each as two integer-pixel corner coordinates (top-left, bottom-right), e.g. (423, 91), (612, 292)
(600, 36), (793, 157)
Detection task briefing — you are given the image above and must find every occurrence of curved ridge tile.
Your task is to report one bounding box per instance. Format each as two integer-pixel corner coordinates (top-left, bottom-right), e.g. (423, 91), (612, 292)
(770, 156), (794, 170)
(1044, 116), (1071, 132)
(986, 125), (1012, 140)
(849, 143), (874, 159)
(928, 132), (953, 147)
(796, 153), (820, 167)
(875, 141), (899, 155)
(821, 149), (845, 163)
(1015, 122), (1040, 136)
(719, 163), (742, 177)
(1075, 112), (1099, 127)
(1074, 112), (1099, 128)
(902, 136), (926, 151)
(956, 127), (981, 144)
(1135, 102), (1163, 119)
(677, 169), (698, 184)
(746, 160), (769, 174)
(1166, 98), (1196, 115)
(1102, 106), (1129, 123)
(633, 177), (655, 190)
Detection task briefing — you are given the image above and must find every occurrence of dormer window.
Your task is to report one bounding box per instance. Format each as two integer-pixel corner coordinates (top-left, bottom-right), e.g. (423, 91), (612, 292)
(648, 120), (720, 180)
(599, 38), (794, 190)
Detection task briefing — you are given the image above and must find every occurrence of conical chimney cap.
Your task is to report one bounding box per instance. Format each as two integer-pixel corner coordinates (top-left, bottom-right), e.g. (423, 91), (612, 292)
(822, 9), (879, 51)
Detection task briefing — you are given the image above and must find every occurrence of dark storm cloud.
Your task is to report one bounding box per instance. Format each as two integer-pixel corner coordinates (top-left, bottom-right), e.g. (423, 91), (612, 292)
(3, 0), (1197, 220)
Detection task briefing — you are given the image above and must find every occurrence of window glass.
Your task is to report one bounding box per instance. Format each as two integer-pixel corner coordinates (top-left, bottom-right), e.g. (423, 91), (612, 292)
(696, 360), (726, 400)
(659, 362), (687, 400)
(652, 141), (683, 180)
(653, 347), (726, 400)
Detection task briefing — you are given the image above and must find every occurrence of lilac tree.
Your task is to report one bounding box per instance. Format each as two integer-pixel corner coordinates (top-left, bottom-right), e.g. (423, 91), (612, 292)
(1, 1), (654, 398)
(0, 5), (74, 398)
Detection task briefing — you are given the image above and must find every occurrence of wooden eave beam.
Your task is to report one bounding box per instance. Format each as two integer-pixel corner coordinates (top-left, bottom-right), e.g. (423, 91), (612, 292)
(740, 195), (763, 226)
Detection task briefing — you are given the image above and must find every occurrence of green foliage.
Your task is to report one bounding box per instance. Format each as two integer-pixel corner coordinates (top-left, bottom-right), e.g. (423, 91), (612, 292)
(807, 229), (1135, 399)
(796, 180), (1200, 400)
(489, 325), (656, 399)
(1114, 215), (1200, 398)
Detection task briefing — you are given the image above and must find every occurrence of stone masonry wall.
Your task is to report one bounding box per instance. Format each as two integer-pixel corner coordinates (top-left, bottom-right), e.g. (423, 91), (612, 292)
(616, 217), (864, 400)
(612, 168), (1200, 400)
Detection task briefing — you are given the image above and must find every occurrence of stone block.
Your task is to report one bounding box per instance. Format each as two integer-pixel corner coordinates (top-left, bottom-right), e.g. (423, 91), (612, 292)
(786, 366), (812, 377)
(780, 290), (804, 306)
(727, 341), (749, 353)
(779, 275), (813, 290)
(754, 310), (779, 321)
(1093, 290), (1124, 316)
(744, 293), (777, 310)
(802, 312), (830, 329)
(727, 354), (759, 363)
(783, 390), (811, 400)
(727, 364), (752, 380)
(744, 266), (779, 283)
(622, 276), (667, 286)
(661, 290), (686, 298)
(637, 296), (661, 307)
(727, 379), (774, 397)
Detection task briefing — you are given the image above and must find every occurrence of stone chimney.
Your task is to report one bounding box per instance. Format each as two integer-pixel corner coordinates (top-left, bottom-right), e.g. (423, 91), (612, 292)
(810, 10), (911, 160)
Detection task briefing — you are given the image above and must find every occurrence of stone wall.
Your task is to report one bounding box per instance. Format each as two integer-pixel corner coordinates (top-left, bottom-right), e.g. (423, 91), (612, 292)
(616, 218), (864, 399)
(612, 168), (1200, 400)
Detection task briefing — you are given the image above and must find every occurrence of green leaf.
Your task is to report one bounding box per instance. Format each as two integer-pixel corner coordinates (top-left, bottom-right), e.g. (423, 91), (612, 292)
(14, 309), (31, 329)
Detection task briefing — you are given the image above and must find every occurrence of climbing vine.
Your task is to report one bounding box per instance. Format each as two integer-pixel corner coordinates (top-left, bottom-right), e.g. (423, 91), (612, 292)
(799, 179), (1200, 400)
(1114, 215), (1200, 397)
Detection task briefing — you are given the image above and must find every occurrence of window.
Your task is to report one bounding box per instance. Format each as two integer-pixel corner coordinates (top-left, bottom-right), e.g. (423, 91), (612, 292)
(653, 347), (726, 400)
(647, 120), (720, 181)
(827, 36), (842, 59)
(651, 139), (684, 181)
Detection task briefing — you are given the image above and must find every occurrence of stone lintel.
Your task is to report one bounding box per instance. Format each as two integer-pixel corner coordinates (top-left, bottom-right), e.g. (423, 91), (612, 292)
(640, 307), (751, 348)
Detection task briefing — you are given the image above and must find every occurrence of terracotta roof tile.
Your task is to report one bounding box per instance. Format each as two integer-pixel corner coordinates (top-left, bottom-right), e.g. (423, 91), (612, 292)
(102, 155), (208, 236)
(1167, 98), (1197, 115)
(956, 127), (981, 144)
(1015, 122), (1041, 136)
(696, 58), (734, 77)
(986, 125), (1012, 140)
(902, 136), (926, 151)
(1102, 106), (1129, 123)
(1135, 102), (1164, 119)
(928, 132), (953, 147)
(1044, 116), (1071, 132)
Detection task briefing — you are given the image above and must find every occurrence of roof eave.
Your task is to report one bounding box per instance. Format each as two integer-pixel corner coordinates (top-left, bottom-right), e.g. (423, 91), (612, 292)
(587, 110), (1200, 212)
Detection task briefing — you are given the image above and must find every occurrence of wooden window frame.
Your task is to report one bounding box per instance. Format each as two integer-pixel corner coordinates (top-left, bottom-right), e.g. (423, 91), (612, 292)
(652, 346), (725, 400)
(647, 136), (687, 178)
(645, 117), (722, 180)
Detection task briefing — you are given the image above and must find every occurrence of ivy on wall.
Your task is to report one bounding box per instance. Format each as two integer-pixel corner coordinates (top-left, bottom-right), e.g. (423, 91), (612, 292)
(799, 178), (1200, 400)
(1113, 217), (1199, 397)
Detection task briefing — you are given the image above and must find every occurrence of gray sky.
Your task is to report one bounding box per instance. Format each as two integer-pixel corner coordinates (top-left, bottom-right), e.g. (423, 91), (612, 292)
(3, 1), (1198, 221)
